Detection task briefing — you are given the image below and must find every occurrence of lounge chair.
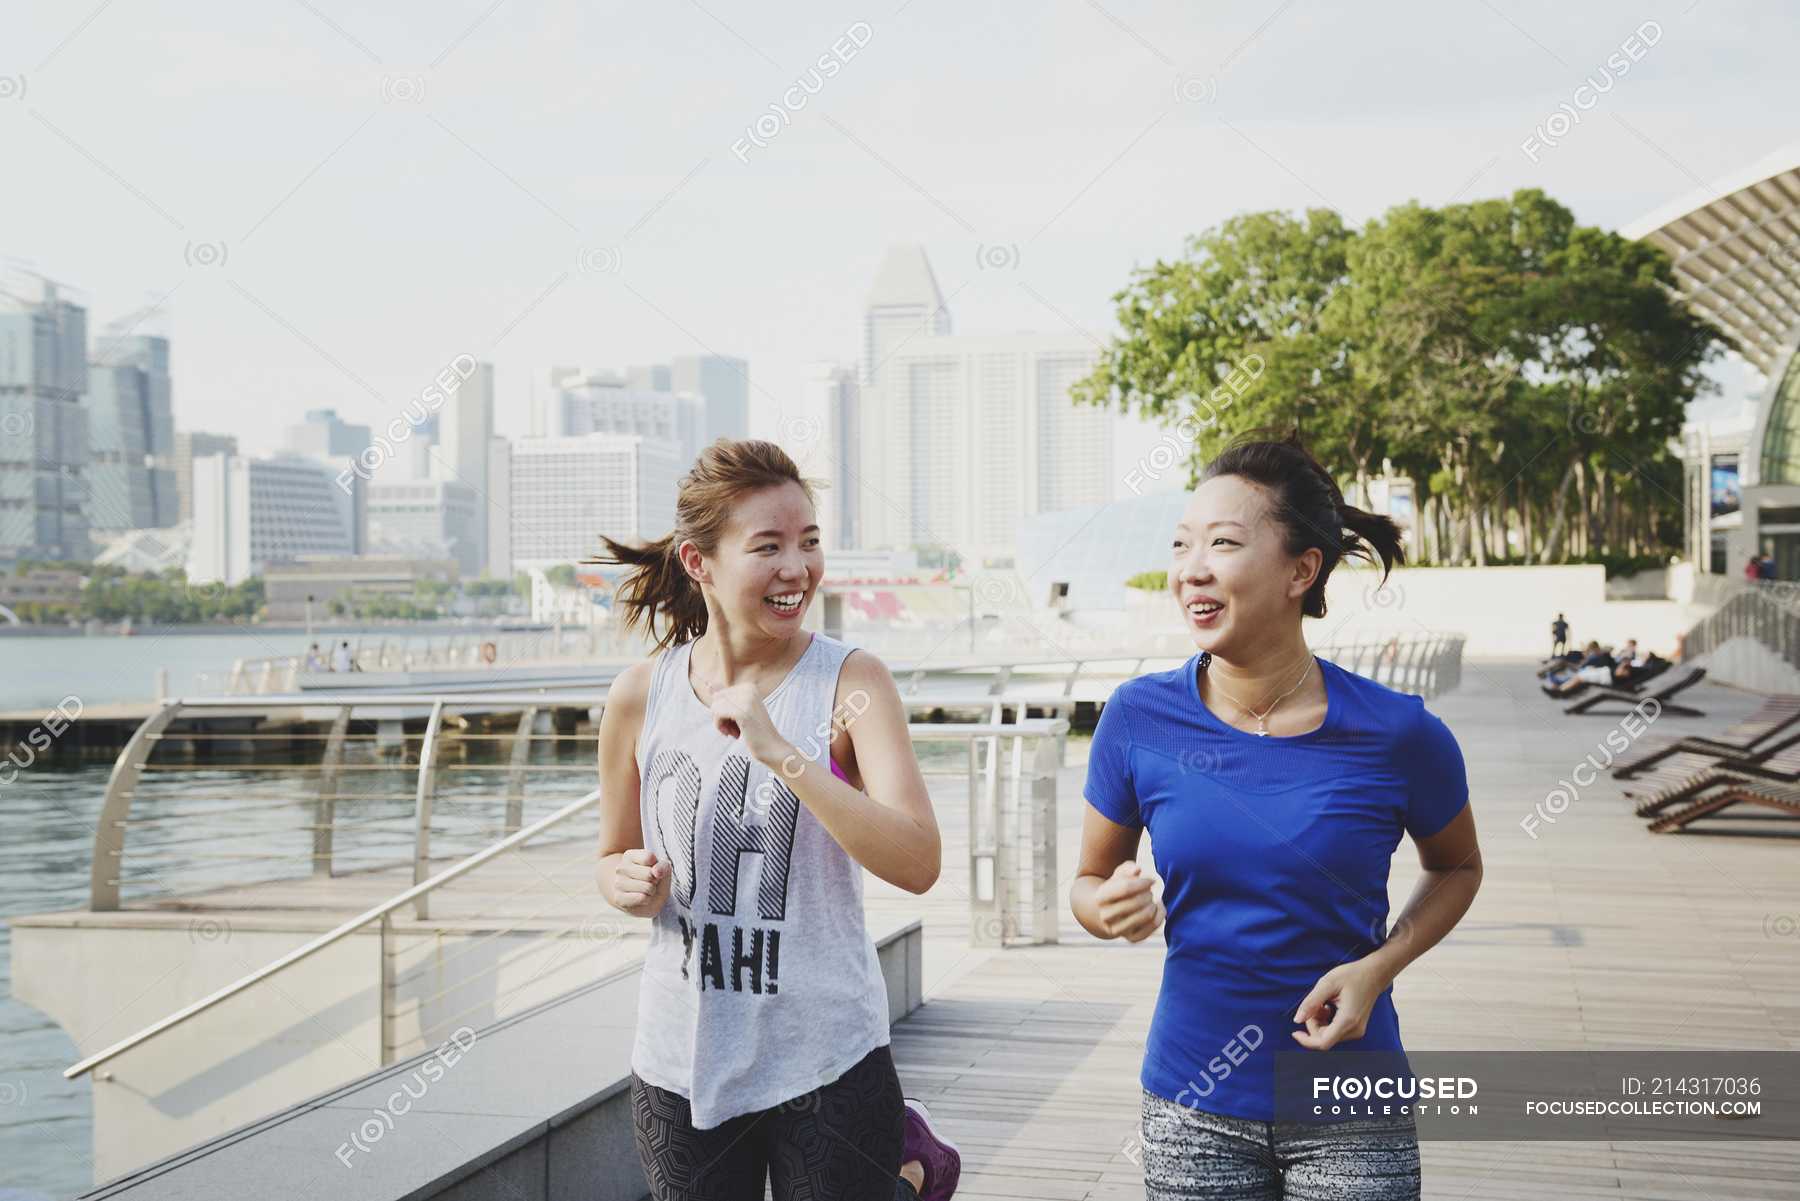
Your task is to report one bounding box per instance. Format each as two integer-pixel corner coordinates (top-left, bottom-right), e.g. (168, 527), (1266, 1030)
(1646, 778), (1800, 833)
(1543, 658), (1672, 700)
(1611, 700), (1800, 778)
(1628, 740), (1800, 817)
(1563, 667), (1707, 717)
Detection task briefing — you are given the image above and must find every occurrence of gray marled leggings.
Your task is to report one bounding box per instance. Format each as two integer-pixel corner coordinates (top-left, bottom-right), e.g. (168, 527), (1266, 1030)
(1140, 1089), (1421, 1200)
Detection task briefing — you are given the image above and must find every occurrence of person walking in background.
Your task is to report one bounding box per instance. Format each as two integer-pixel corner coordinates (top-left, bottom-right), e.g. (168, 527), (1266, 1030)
(593, 439), (960, 1201)
(1747, 555), (1765, 581)
(1071, 430), (1481, 1200)
(1550, 612), (1569, 658)
(331, 641), (354, 673)
(1759, 552), (1777, 580)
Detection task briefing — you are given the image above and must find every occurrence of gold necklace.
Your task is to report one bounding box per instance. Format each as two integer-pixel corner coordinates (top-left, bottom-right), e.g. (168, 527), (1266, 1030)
(1202, 652), (1315, 736)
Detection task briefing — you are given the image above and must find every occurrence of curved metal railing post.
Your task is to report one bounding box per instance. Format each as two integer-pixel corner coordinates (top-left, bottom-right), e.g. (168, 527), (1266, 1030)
(90, 701), (183, 911)
(313, 706), (351, 877)
(412, 701), (446, 920)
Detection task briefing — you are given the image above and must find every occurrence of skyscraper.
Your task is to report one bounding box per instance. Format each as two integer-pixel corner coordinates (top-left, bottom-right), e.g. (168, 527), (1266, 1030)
(434, 360), (493, 573)
(861, 330), (1113, 565)
(187, 453), (360, 585)
(509, 434), (680, 569)
(169, 431), (238, 524)
(800, 363), (859, 550)
(552, 369), (704, 468)
(861, 244), (951, 390)
(671, 354), (749, 443)
(0, 277), (91, 562)
(282, 408), (371, 459)
(87, 332), (177, 533)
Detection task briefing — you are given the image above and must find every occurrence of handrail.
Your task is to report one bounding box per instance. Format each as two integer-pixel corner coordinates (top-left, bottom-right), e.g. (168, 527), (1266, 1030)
(65, 788), (603, 1080)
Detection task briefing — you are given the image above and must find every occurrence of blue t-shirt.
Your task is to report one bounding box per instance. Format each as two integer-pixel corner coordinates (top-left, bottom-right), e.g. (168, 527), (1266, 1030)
(1083, 652), (1469, 1122)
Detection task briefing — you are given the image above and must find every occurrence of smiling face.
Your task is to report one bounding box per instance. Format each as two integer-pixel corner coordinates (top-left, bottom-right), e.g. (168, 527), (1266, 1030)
(688, 481), (822, 638)
(1169, 474), (1320, 656)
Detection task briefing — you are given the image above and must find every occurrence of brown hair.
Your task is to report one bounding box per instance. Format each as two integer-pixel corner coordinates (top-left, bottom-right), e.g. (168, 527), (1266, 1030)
(586, 438), (823, 651)
(1198, 428), (1404, 620)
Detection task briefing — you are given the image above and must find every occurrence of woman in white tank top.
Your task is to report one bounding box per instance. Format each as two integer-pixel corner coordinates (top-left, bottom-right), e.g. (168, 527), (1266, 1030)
(593, 439), (962, 1201)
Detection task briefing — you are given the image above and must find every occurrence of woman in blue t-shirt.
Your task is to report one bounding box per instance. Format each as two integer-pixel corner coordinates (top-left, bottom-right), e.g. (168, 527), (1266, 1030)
(1072, 432), (1483, 1200)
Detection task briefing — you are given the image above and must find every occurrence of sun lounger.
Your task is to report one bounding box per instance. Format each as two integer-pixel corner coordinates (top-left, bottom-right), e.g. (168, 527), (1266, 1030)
(1563, 667), (1706, 717)
(1646, 777), (1800, 833)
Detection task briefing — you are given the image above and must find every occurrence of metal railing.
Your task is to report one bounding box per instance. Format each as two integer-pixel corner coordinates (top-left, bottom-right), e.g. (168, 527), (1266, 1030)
(213, 626), (651, 694)
(90, 693), (606, 914)
(1681, 584), (1800, 673)
(66, 718), (1069, 1080)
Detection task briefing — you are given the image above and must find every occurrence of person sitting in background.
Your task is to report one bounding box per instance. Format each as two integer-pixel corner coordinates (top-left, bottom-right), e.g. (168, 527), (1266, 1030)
(1745, 555), (1763, 581)
(1542, 642), (1615, 696)
(331, 641), (354, 673)
(303, 643), (325, 672)
(1611, 639), (1645, 683)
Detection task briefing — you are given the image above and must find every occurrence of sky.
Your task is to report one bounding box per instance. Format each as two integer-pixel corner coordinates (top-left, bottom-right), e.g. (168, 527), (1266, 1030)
(3, 0), (1792, 455)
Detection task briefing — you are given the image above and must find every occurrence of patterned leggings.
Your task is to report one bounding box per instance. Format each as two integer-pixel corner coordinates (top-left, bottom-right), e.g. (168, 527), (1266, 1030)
(631, 1044), (916, 1200)
(1140, 1089), (1421, 1200)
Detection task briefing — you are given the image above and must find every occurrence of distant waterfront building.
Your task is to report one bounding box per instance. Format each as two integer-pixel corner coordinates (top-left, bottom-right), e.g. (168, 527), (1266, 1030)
(626, 363), (672, 392)
(672, 354), (749, 443)
(262, 556), (458, 622)
(187, 454), (360, 585)
(94, 523), (191, 575)
(551, 369), (704, 468)
(861, 330), (1112, 566)
(87, 333), (177, 533)
(431, 360), (493, 574)
(369, 478), (483, 576)
(800, 362), (859, 550)
(862, 245), (951, 392)
(0, 277), (91, 562)
(486, 435), (512, 578)
(282, 408), (371, 459)
(168, 431), (237, 524)
(509, 434), (680, 569)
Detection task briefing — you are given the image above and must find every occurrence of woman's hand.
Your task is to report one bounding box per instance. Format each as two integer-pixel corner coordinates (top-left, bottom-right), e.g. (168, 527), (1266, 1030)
(607, 848), (671, 917)
(1291, 957), (1393, 1050)
(1093, 860), (1164, 942)
(708, 683), (792, 768)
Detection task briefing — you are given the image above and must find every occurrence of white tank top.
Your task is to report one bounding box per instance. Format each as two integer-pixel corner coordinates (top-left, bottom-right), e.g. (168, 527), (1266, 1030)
(628, 631), (891, 1128)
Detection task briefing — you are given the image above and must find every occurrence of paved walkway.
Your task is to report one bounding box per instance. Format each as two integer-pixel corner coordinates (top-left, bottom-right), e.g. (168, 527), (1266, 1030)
(867, 658), (1800, 1201)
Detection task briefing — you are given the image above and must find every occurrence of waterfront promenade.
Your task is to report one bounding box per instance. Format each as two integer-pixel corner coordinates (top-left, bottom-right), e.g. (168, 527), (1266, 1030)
(864, 658), (1800, 1200)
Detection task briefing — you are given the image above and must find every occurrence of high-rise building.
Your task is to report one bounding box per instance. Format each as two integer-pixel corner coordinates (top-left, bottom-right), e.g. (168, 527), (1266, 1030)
(0, 277), (91, 562)
(509, 434), (680, 569)
(861, 245), (951, 391)
(369, 479), (482, 576)
(552, 370), (704, 469)
(671, 355), (749, 443)
(486, 436), (512, 579)
(627, 364), (672, 392)
(861, 331), (1112, 565)
(800, 363), (859, 550)
(282, 408), (371, 459)
(168, 431), (238, 524)
(87, 332), (177, 533)
(433, 360), (493, 573)
(187, 454), (361, 585)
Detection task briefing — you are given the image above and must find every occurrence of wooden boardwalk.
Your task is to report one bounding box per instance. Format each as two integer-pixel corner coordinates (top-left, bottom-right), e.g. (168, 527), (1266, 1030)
(865, 659), (1800, 1201)
(33, 658), (1800, 1198)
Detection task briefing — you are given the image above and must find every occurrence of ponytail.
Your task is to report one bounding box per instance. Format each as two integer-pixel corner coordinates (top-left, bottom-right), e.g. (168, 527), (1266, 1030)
(1200, 428), (1403, 619)
(586, 438), (822, 652)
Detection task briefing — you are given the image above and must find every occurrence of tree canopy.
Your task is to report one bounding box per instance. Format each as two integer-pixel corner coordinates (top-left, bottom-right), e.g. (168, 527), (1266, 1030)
(1074, 189), (1721, 566)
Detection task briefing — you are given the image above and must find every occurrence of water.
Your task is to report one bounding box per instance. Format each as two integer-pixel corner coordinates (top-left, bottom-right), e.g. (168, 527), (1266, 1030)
(0, 625), (526, 712)
(1, 749), (599, 1200)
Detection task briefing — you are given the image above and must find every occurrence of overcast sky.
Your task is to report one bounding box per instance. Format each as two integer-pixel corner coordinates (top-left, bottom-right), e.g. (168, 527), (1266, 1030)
(3, 0), (1790, 454)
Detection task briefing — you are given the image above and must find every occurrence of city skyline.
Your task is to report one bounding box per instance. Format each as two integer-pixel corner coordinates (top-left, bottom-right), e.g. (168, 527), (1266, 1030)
(5, 1), (1787, 463)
